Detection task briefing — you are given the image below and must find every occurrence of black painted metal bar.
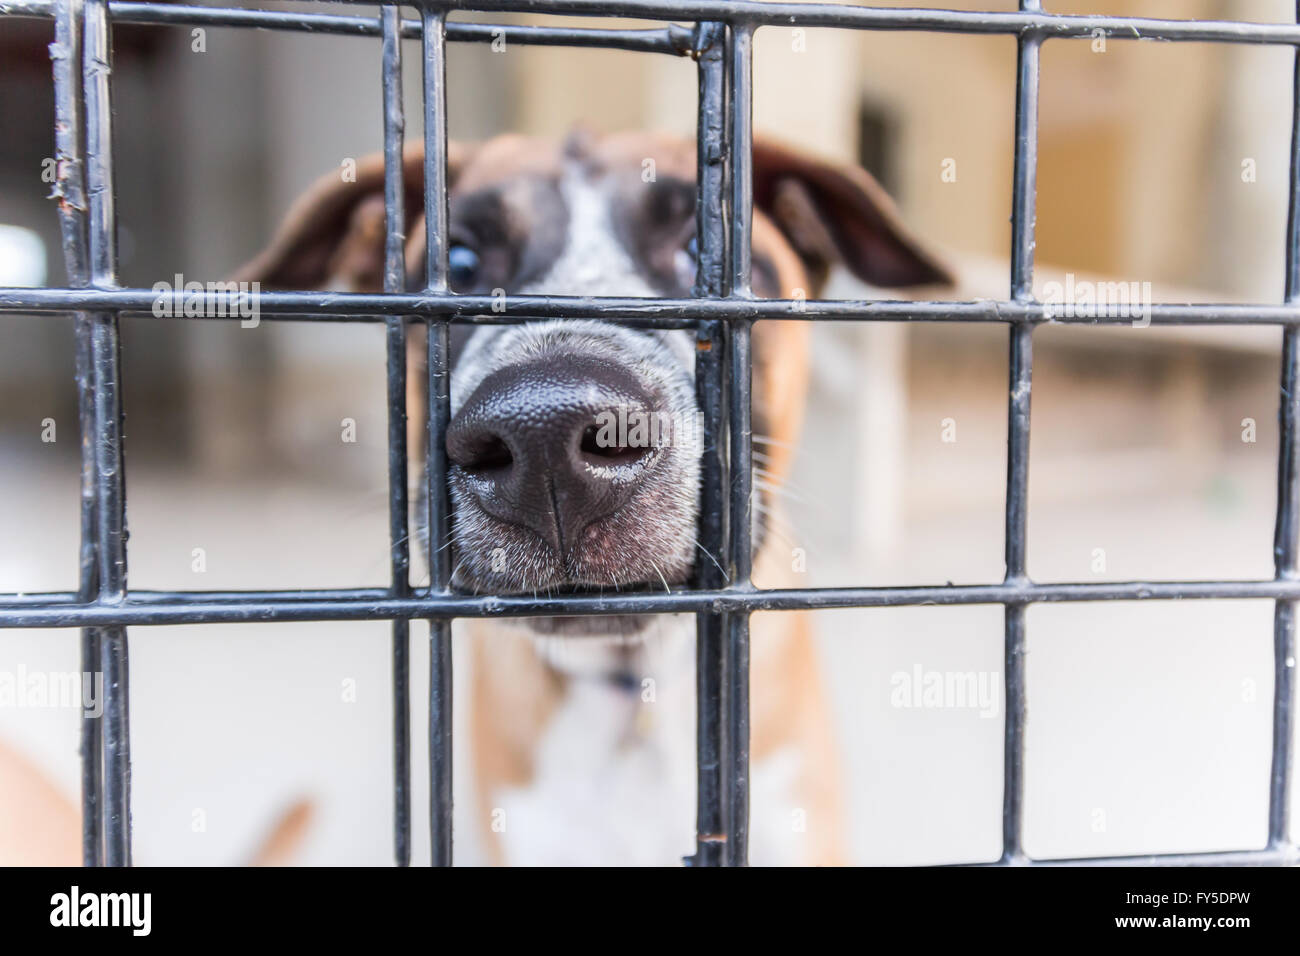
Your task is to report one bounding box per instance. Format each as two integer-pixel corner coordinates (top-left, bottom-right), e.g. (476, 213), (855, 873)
(98, 628), (131, 866)
(15, 577), (1300, 630)
(12, 287), (1300, 326)
(687, 19), (730, 868)
(422, 4), (454, 867)
(332, 0), (1300, 45)
(84, 0), (131, 868)
(1000, 0), (1041, 865)
(380, 5), (412, 869)
(1, 586), (397, 607)
(1268, 1), (1300, 853)
(724, 20), (753, 868)
(51, 0), (103, 869)
(49, 0), (89, 326)
(1, 0), (694, 53)
(16, 0), (1300, 47)
(1023, 847), (1297, 867)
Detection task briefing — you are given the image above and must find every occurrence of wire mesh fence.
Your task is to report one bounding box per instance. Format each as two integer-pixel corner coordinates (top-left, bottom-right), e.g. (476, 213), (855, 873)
(0, 0), (1296, 867)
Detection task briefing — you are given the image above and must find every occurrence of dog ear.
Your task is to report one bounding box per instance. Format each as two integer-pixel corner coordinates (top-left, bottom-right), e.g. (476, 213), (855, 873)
(753, 137), (952, 293)
(234, 143), (472, 291)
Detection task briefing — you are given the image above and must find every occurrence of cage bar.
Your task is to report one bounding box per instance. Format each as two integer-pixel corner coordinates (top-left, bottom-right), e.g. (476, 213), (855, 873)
(0, 0), (1292, 867)
(1000, 1), (1041, 864)
(421, 4), (454, 867)
(49, 0), (104, 869)
(16, 287), (1300, 326)
(380, 5), (413, 868)
(724, 21), (754, 867)
(3, 0), (695, 53)
(17, 0), (1300, 45)
(687, 19), (731, 868)
(82, 0), (132, 867)
(1268, 4), (1300, 852)
(19, 577), (1300, 626)
(336, 0), (1300, 46)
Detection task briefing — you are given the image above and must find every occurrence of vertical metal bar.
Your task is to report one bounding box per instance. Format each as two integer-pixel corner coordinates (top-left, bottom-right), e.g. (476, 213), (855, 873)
(1267, 0), (1300, 852)
(422, 3), (453, 867)
(84, 0), (131, 868)
(380, 4), (412, 868)
(98, 629), (130, 866)
(50, 0), (89, 292)
(84, 0), (115, 291)
(726, 21), (754, 868)
(1009, 27), (1041, 303)
(727, 23), (753, 305)
(1000, 604), (1028, 863)
(51, 0), (103, 868)
(1001, 2), (1042, 864)
(686, 19), (730, 869)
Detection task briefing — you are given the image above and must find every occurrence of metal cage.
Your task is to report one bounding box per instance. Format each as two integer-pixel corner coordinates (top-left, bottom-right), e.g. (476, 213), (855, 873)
(0, 0), (1297, 867)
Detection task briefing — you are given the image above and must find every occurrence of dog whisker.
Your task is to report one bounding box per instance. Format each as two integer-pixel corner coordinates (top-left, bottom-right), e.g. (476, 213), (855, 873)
(752, 462), (818, 501)
(751, 433), (798, 451)
(753, 476), (808, 505)
(691, 537), (730, 582)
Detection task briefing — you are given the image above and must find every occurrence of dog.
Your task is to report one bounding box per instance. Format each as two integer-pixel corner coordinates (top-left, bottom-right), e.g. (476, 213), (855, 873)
(239, 129), (950, 865)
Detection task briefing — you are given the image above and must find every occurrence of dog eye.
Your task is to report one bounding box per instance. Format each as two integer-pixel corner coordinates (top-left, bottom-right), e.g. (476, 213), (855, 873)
(673, 236), (698, 290)
(448, 244), (481, 290)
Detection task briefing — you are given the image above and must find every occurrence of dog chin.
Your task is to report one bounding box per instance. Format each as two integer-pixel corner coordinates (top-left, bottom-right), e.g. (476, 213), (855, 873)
(450, 551), (691, 640)
(513, 614), (655, 638)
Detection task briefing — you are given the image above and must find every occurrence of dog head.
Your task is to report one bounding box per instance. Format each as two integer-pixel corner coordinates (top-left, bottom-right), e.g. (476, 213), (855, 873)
(239, 130), (949, 635)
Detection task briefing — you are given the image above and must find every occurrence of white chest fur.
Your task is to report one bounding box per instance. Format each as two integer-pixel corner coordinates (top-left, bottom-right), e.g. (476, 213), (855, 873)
(483, 615), (806, 866)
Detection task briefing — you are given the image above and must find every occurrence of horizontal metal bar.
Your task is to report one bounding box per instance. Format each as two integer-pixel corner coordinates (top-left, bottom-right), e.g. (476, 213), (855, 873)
(0, 0), (693, 53)
(5, 578), (1300, 628)
(7, 287), (1300, 326)
(0, 587), (393, 607)
(1009, 845), (1299, 867)
(7, 0), (1300, 47)
(10, 0), (1298, 47)
(336, 0), (1300, 46)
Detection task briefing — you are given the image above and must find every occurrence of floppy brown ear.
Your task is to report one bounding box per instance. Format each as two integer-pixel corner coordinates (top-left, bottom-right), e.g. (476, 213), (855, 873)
(753, 137), (952, 293)
(233, 143), (472, 291)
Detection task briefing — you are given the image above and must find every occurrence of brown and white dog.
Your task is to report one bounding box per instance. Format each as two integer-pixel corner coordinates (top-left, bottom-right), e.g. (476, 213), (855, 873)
(240, 130), (949, 865)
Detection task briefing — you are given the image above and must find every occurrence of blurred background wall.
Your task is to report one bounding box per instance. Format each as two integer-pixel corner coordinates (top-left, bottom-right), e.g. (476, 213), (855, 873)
(1, 0), (1298, 864)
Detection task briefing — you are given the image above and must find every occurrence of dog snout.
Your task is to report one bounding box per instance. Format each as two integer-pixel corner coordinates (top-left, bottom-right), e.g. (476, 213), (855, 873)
(446, 354), (664, 556)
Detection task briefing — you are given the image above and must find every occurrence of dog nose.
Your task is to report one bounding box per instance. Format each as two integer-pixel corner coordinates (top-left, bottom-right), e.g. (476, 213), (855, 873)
(446, 355), (662, 556)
